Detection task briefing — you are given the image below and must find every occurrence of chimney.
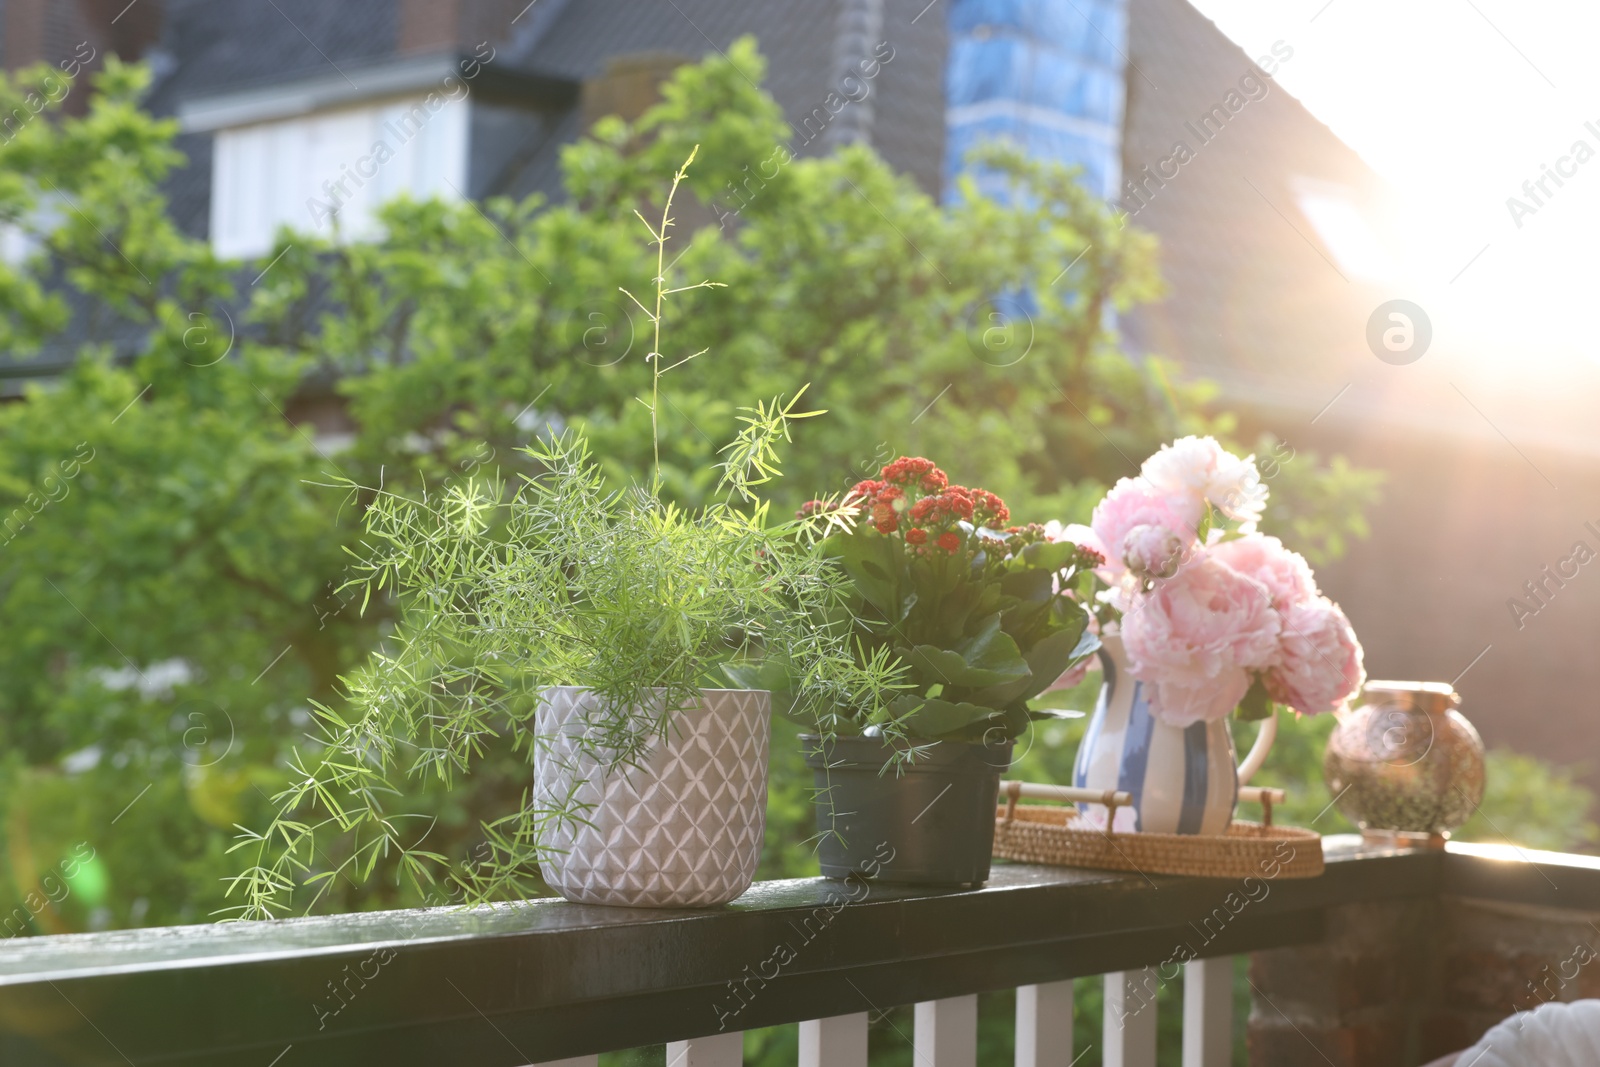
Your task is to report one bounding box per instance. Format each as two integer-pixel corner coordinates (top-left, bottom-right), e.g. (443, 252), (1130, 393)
(5, 0), (162, 72)
(3, 0), (42, 70)
(398, 0), (462, 53)
(74, 0), (165, 62)
(398, 0), (528, 54)
(4, 0), (152, 115)
(581, 52), (688, 128)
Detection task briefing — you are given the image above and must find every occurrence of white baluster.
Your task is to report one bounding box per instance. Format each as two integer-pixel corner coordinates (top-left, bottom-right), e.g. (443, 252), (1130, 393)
(666, 1031), (743, 1066)
(531, 1058), (598, 1067)
(1103, 968), (1158, 1067)
(1015, 980), (1074, 1067)
(914, 994), (977, 1067)
(799, 1012), (868, 1067)
(1182, 957), (1233, 1067)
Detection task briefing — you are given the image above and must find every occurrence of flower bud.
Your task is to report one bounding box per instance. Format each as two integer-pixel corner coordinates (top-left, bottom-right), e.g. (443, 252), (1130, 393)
(1122, 523), (1184, 580)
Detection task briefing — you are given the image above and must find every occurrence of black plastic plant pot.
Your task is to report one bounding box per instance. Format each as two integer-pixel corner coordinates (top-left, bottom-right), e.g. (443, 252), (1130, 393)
(802, 733), (1014, 889)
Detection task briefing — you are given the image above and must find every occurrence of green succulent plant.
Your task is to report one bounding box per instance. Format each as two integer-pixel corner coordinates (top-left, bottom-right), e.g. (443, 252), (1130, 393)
(738, 459), (1102, 748)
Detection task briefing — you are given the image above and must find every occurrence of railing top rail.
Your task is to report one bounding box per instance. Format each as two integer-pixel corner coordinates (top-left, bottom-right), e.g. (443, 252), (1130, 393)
(0, 839), (1594, 1066)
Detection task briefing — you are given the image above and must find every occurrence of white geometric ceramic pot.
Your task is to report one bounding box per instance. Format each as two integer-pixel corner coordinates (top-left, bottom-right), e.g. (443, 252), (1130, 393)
(533, 686), (770, 908)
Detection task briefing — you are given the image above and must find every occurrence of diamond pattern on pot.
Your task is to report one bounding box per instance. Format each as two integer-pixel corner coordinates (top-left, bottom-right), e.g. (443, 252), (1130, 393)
(534, 687), (770, 908)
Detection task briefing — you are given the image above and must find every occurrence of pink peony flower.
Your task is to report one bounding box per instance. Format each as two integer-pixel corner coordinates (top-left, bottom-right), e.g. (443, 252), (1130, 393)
(1123, 524), (1185, 580)
(1266, 598), (1365, 715)
(1140, 435), (1267, 529)
(1090, 478), (1203, 579)
(1078, 802), (1140, 833)
(1210, 533), (1319, 609)
(1141, 676), (1252, 729)
(1121, 553), (1282, 726)
(1043, 520), (1107, 558)
(1042, 609), (1103, 693)
(1043, 655), (1098, 693)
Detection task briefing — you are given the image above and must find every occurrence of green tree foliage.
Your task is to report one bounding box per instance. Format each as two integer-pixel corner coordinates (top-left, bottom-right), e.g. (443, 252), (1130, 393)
(0, 59), (359, 930)
(0, 42), (1397, 936)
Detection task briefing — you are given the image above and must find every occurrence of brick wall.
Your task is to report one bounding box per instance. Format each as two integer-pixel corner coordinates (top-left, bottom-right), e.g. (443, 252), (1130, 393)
(1249, 895), (1600, 1066)
(1426, 897), (1600, 1056)
(1249, 899), (1436, 1066)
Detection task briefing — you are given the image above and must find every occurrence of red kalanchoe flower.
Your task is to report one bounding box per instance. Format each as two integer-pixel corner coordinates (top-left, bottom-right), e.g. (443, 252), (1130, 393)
(846, 480), (908, 535)
(905, 527), (929, 545)
(908, 497), (938, 525)
(849, 480), (903, 506)
(937, 531), (962, 553)
(875, 488), (905, 531)
(848, 479), (886, 504)
(909, 487), (976, 528)
(796, 500), (827, 520)
(970, 489), (1009, 527)
(882, 456), (948, 492)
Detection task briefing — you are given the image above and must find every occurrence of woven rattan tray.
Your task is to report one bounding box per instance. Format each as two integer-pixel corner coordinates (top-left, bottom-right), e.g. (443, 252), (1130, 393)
(992, 781), (1324, 880)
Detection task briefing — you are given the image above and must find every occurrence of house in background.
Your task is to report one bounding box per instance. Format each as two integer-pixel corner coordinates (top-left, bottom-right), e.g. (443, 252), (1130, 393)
(3, 0), (1598, 796)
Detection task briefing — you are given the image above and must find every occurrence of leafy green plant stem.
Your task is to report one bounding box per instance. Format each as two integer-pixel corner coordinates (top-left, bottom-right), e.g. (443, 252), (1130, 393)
(621, 144), (725, 482)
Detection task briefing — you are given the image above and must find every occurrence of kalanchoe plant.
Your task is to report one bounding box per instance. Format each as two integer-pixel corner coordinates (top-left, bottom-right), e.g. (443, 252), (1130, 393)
(770, 457), (1102, 747)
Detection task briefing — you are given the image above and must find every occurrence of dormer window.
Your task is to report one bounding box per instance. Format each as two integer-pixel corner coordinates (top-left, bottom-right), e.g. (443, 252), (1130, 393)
(1291, 177), (1398, 283)
(180, 53), (574, 260)
(207, 95), (468, 259)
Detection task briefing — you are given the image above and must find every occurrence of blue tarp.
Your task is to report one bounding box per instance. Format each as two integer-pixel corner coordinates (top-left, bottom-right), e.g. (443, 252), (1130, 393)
(944, 0), (1128, 202)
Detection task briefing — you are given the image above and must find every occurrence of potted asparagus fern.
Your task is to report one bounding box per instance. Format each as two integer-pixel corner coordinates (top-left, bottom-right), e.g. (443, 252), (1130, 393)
(228, 149), (895, 913)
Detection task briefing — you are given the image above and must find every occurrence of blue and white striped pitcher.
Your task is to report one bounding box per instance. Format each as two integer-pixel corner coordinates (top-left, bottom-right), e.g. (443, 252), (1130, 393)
(1072, 634), (1271, 835)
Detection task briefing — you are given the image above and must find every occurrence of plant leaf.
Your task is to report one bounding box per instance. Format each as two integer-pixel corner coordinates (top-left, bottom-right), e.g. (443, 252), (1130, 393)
(829, 533), (901, 617)
(1235, 676), (1275, 721)
(886, 694), (999, 737)
(1018, 539), (1080, 572)
(721, 660), (802, 722)
(973, 615), (1095, 706)
(906, 616), (1029, 688)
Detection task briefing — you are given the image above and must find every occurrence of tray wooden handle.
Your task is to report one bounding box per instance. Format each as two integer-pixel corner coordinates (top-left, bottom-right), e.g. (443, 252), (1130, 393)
(1000, 781), (1133, 806)
(999, 780), (1289, 829)
(999, 781), (1133, 835)
(1239, 785), (1286, 826)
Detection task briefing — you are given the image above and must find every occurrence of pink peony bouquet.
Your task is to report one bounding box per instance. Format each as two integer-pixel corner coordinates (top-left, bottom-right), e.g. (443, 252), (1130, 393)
(1053, 436), (1364, 727)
